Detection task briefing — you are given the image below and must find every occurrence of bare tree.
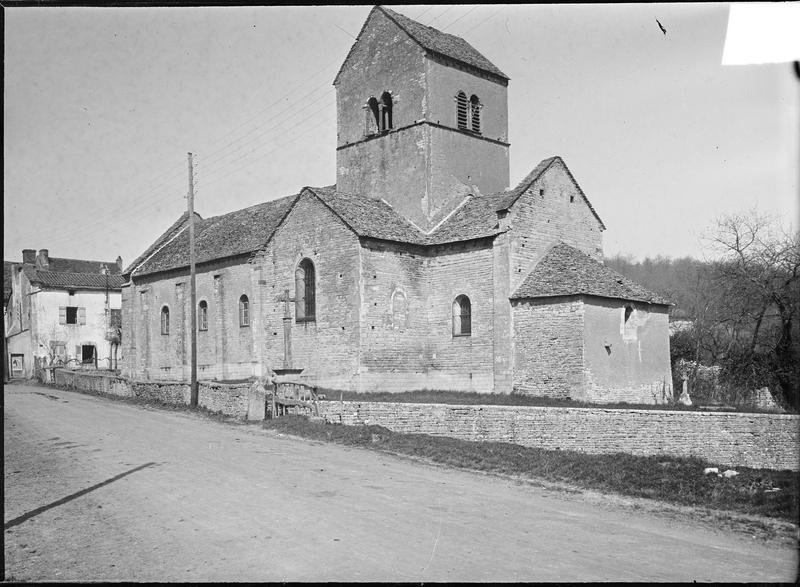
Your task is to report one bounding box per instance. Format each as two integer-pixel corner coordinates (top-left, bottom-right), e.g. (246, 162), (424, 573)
(704, 211), (800, 409)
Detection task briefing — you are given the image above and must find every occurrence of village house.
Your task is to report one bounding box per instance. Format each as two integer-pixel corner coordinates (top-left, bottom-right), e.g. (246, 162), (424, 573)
(5, 248), (124, 379)
(121, 6), (672, 403)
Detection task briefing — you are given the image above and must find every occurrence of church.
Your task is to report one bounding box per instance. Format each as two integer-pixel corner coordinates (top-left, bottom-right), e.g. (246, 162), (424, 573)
(121, 6), (673, 403)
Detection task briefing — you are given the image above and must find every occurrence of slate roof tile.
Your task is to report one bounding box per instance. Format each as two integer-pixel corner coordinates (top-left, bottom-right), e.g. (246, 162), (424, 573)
(379, 6), (509, 81)
(133, 194), (299, 277)
(334, 6), (508, 85)
(512, 243), (671, 305)
(308, 186), (428, 245)
(124, 211), (200, 275)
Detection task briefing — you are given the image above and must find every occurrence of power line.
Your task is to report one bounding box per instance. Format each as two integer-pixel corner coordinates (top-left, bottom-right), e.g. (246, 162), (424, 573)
(37, 7), (510, 256)
(441, 6), (481, 32)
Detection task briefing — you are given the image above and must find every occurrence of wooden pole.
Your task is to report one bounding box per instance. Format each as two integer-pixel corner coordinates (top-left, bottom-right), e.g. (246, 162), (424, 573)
(188, 153), (198, 407)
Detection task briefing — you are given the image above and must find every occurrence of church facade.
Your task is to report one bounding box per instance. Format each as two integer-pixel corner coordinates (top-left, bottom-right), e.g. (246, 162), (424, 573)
(121, 6), (673, 403)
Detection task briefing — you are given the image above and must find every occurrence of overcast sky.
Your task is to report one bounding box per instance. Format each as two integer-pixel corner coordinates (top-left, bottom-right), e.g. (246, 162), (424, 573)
(4, 4), (798, 268)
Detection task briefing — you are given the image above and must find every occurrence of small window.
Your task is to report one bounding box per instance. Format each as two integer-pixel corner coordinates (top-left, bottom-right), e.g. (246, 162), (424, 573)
(68, 289), (76, 297)
(456, 91), (468, 130)
(160, 306), (170, 335)
(366, 97), (379, 135)
(452, 295), (472, 336)
(295, 258), (316, 322)
(239, 295), (250, 327)
(470, 94), (481, 133)
(624, 305), (633, 323)
(66, 306), (78, 324)
(198, 300), (208, 331)
(379, 91), (393, 131)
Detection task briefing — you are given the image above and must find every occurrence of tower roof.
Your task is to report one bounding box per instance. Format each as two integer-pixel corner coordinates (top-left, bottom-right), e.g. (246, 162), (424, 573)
(334, 6), (509, 86)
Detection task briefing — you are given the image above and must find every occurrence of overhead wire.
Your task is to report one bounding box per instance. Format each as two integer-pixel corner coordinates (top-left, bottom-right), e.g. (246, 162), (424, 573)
(41, 6), (509, 256)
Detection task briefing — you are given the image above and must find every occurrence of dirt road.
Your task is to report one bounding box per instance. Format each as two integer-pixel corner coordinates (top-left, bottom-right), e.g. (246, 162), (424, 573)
(4, 382), (797, 582)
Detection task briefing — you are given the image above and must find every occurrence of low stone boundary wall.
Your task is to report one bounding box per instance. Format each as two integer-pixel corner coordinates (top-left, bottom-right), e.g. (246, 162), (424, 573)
(54, 369), (259, 420)
(317, 401), (799, 471)
(52, 370), (798, 470)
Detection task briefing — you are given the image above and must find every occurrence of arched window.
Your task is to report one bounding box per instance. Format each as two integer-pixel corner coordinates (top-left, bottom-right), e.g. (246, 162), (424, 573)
(366, 97), (379, 135)
(470, 94), (481, 133)
(452, 295), (472, 336)
(295, 258), (316, 322)
(160, 306), (170, 335)
(239, 295), (250, 327)
(379, 91), (393, 131)
(198, 300), (208, 331)
(456, 91), (468, 130)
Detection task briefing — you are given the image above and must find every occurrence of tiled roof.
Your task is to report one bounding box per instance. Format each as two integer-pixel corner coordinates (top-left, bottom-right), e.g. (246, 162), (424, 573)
(133, 194), (299, 277)
(426, 193), (506, 245)
(308, 186), (428, 245)
(512, 243), (671, 305)
(128, 155), (613, 276)
(27, 270), (125, 290)
(379, 7), (508, 80)
(124, 211), (200, 276)
(44, 256), (121, 275)
(310, 186), (505, 246)
(334, 6), (508, 85)
(496, 156), (605, 229)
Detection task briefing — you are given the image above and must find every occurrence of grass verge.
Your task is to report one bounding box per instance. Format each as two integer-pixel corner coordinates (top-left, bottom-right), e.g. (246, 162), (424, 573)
(320, 388), (790, 413)
(264, 415), (799, 525)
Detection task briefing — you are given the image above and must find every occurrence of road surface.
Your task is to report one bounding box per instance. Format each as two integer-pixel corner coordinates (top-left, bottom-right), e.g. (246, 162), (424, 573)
(4, 382), (797, 582)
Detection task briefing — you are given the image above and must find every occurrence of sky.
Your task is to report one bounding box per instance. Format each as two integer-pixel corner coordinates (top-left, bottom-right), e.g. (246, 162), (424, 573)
(4, 4), (798, 269)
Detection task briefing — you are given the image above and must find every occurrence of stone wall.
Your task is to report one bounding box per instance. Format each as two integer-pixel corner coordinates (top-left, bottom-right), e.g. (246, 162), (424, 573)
(317, 400), (799, 471)
(358, 238), (496, 392)
(513, 298), (585, 398)
(583, 298), (673, 404)
(54, 368), (256, 420)
(51, 369), (796, 470)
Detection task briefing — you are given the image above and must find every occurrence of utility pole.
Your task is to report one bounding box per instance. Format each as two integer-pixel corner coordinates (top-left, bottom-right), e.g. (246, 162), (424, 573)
(188, 153), (198, 407)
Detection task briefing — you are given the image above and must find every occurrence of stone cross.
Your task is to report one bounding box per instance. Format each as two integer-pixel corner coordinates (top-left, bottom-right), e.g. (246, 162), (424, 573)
(276, 289), (295, 369)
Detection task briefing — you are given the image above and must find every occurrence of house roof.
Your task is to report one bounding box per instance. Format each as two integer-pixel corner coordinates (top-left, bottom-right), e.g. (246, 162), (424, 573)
(512, 243), (671, 305)
(132, 194), (299, 277)
(25, 269), (125, 290)
(16, 253), (125, 291)
(334, 6), (508, 86)
(43, 256), (122, 275)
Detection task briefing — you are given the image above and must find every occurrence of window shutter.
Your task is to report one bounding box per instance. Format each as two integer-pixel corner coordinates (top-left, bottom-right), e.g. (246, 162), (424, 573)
(75, 345), (81, 359)
(59, 306), (66, 324)
(78, 307), (86, 325)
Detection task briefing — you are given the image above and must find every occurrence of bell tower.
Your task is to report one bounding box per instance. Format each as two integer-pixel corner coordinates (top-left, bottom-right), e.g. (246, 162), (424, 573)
(334, 6), (510, 231)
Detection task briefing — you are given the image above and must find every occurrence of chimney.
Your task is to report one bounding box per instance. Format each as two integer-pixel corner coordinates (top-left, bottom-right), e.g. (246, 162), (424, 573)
(35, 249), (50, 270)
(116, 256), (123, 272)
(22, 249), (36, 264)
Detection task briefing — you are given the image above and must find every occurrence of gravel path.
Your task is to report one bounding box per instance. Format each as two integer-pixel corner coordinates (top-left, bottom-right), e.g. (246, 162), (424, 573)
(4, 382), (797, 582)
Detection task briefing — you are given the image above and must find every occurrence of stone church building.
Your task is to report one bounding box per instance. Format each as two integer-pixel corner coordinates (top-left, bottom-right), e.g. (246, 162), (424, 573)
(121, 6), (672, 403)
